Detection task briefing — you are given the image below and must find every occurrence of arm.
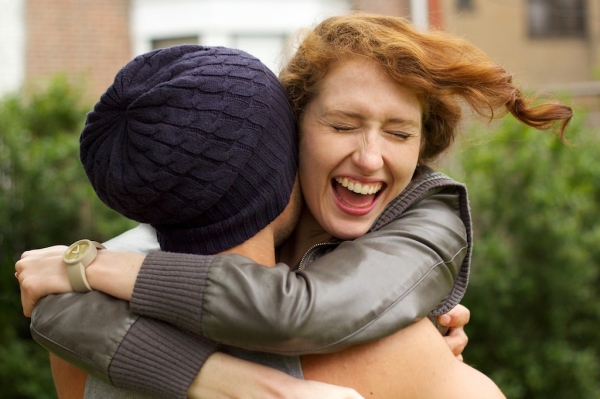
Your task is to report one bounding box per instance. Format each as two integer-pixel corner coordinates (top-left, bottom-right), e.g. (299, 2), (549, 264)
(188, 353), (364, 399)
(300, 317), (504, 399)
(31, 290), (470, 397)
(127, 189), (469, 353)
(35, 295), (362, 399)
(20, 183), (472, 392)
(50, 354), (86, 399)
(21, 189), (469, 354)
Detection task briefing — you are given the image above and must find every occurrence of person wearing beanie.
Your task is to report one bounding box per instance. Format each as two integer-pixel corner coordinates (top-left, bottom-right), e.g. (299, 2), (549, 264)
(80, 44), (298, 256)
(30, 44), (361, 399)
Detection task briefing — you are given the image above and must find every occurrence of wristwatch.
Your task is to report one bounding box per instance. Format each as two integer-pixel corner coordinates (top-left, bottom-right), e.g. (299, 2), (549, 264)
(63, 239), (106, 292)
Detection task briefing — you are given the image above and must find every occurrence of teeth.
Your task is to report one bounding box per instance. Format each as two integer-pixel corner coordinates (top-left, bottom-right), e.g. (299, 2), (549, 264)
(335, 178), (382, 195)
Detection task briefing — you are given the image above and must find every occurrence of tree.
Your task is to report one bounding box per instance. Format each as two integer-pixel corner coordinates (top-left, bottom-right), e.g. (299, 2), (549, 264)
(0, 76), (135, 399)
(447, 114), (600, 398)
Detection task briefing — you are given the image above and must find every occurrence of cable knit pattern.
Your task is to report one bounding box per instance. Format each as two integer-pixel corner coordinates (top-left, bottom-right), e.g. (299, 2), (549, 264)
(79, 45), (297, 255)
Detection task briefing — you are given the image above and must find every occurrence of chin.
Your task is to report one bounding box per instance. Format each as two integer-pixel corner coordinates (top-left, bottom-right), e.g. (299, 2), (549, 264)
(330, 224), (371, 240)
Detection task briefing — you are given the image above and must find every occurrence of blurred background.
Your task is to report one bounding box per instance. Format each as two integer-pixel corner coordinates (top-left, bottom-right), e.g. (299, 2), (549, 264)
(0, 0), (598, 398)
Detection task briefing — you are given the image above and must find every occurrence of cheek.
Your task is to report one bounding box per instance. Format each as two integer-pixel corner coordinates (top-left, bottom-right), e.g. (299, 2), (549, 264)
(298, 131), (329, 177)
(388, 145), (421, 194)
(298, 134), (336, 215)
(298, 139), (319, 199)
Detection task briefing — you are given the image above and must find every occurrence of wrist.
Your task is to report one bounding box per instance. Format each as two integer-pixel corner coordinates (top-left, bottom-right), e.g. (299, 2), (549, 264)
(85, 250), (145, 301)
(189, 353), (297, 399)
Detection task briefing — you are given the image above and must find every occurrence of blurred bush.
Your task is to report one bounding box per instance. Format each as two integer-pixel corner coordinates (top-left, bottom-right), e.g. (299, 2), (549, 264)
(447, 113), (600, 399)
(0, 76), (135, 399)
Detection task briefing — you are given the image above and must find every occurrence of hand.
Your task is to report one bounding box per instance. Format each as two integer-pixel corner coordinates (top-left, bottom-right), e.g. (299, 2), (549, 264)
(15, 246), (72, 317)
(288, 380), (365, 399)
(437, 304), (470, 361)
(189, 352), (365, 399)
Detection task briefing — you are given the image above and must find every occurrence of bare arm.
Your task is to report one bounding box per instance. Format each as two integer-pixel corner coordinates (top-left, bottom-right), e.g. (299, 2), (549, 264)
(50, 354), (86, 399)
(188, 353), (364, 399)
(301, 318), (505, 399)
(187, 317), (502, 399)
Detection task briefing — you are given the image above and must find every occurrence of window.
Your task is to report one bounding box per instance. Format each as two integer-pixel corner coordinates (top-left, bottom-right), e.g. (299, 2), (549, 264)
(527, 0), (587, 38)
(231, 34), (288, 73)
(457, 0), (474, 12)
(151, 36), (199, 50)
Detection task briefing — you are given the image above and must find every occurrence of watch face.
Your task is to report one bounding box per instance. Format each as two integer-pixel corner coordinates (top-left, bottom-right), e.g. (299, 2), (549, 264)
(65, 241), (90, 261)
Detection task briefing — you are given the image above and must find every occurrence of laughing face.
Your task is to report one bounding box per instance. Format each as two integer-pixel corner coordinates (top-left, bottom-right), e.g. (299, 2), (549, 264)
(298, 56), (422, 240)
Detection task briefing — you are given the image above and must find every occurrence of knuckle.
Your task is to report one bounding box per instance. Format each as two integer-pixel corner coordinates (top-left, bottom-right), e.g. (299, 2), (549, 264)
(20, 279), (37, 296)
(14, 260), (24, 273)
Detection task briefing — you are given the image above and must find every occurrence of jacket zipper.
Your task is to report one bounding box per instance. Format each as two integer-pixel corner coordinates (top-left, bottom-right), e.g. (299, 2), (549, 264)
(297, 242), (339, 271)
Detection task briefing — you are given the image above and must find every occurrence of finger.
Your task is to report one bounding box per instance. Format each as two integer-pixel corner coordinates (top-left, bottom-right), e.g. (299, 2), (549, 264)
(439, 304), (471, 328)
(20, 289), (33, 318)
(444, 327), (469, 357)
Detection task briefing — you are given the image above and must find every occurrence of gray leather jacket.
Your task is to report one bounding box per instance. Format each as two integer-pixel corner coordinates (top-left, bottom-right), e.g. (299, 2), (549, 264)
(31, 167), (471, 399)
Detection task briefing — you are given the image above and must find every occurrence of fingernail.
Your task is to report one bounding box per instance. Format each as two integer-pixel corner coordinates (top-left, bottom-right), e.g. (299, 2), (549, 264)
(440, 315), (451, 325)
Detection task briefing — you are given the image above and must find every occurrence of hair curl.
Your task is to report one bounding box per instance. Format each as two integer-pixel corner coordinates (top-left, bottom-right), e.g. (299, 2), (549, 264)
(279, 13), (573, 163)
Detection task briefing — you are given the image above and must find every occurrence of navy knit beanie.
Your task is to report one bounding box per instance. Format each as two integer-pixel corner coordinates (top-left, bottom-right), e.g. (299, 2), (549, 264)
(80, 45), (298, 255)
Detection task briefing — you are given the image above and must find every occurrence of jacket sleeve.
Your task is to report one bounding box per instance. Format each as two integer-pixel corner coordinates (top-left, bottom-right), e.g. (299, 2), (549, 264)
(31, 293), (215, 399)
(30, 224), (217, 399)
(131, 189), (470, 355)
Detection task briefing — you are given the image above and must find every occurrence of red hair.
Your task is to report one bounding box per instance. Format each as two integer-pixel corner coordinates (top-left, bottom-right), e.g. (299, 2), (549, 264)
(280, 13), (573, 163)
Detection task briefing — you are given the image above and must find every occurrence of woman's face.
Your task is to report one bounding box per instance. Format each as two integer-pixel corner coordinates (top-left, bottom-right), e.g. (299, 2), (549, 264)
(298, 56), (422, 240)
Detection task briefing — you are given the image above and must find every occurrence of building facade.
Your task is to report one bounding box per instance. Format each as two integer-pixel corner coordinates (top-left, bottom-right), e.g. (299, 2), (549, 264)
(1, 0), (598, 105)
(441, 0), (600, 95)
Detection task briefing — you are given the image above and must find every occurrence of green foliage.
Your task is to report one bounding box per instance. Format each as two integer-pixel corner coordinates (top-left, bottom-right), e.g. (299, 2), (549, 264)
(0, 77), (135, 398)
(448, 115), (600, 398)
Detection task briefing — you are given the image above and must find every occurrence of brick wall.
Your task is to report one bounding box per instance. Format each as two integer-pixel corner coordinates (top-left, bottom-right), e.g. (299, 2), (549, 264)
(25, 0), (131, 101)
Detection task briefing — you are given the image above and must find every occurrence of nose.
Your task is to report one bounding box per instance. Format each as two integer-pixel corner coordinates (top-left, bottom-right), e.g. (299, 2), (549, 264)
(352, 130), (384, 173)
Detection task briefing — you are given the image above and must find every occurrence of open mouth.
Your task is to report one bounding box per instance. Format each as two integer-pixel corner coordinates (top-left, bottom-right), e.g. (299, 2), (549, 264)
(332, 177), (385, 209)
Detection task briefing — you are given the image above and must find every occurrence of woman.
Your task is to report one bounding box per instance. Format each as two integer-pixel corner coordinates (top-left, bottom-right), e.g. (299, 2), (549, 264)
(18, 12), (571, 399)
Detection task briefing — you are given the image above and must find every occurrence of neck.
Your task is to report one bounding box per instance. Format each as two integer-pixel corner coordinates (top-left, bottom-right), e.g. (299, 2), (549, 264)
(279, 206), (333, 267)
(220, 226), (277, 266)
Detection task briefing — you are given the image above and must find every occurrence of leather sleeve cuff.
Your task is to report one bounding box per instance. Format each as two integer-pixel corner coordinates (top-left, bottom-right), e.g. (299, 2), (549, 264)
(31, 291), (138, 382)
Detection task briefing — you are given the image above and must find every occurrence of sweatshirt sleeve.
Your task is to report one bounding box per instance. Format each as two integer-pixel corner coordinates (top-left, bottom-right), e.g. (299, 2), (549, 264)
(130, 188), (470, 355)
(108, 317), (217, 399)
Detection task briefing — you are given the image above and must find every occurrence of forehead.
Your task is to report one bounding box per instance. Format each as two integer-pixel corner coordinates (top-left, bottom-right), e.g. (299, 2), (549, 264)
(314, 56), (422, 122)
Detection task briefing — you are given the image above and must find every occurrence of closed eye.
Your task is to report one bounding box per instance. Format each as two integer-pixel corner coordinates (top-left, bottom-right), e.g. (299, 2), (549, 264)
(385, 131), (411, 140)
(332, 125), (356, 132)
